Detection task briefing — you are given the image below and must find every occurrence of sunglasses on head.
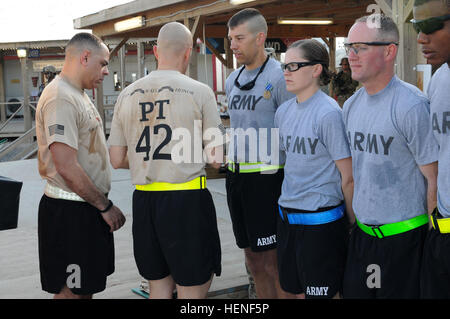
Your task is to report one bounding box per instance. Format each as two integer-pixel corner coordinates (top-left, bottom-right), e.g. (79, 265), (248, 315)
(234, 55), (270, 91)
(280, 61), (324, 72)
(410, 14), (450, 35)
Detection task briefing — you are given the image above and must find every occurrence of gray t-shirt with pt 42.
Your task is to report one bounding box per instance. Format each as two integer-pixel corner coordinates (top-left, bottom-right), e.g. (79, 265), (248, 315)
(225, 57), (294, 165)
(275, 90), (351, 211)
(343, 76), (438, 225)
(429, 63), (450, 218)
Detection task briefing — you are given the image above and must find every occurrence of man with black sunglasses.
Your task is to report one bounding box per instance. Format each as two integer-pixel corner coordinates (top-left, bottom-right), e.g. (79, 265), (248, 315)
(413, 0), (450, 299)
(225, 8), (294, 299)
(342, 14), (439, 299)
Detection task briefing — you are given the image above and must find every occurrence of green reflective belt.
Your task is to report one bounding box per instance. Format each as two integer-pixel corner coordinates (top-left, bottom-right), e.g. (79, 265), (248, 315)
(356, 214), (428, 239)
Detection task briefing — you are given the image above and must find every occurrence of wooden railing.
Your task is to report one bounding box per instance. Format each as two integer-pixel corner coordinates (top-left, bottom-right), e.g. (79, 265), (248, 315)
(0, 101), (37, 161)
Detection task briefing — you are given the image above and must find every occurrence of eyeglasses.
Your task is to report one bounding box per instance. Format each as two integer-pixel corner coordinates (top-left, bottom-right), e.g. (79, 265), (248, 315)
(410, 14), (450, 35)
(344, 42), (399, 55)
(280, 61), (323, 72)
(234, 55), (270, 91)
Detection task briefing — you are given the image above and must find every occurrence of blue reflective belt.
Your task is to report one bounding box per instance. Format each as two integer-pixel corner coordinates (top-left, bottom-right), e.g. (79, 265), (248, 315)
(278, 204), (345, 225)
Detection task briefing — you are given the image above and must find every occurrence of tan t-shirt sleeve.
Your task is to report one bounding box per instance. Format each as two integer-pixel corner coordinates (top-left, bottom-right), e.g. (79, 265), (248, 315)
(42, 97), (79, 150)
(108, 94), (127, 147)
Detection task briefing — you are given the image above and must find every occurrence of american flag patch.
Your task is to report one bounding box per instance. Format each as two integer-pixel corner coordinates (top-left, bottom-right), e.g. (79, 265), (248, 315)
(48, 124), (65, 136)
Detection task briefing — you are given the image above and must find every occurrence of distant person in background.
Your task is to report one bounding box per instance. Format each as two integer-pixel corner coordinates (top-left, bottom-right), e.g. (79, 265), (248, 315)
(331, 57), (359, 107)
(38, 65), (57, 98)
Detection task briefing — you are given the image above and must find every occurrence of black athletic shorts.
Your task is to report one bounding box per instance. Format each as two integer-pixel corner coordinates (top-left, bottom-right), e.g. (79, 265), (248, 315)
(420, 208), (450, 299)
(277, 210), (348, 298)
(38, 195), (115, 295)
(226, 169), (283, 252)
(132, 188), (221, 286)
(343, 222), (427, 299)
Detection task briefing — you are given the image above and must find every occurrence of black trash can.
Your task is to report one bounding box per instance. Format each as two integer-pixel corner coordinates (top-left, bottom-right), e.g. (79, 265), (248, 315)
(0, 176), (22, 231)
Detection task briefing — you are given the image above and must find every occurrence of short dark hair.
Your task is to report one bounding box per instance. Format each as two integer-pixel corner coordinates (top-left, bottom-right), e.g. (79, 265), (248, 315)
(288, 39), (332, 86)
(227, 8), (267, 34)
(66, 32), (104, 53)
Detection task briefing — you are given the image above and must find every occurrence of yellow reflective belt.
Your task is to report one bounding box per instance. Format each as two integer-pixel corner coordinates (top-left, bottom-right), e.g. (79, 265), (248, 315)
(431, 209), (450, 233)
(227, 160), (284, 173)
(136, 176), (206, 191)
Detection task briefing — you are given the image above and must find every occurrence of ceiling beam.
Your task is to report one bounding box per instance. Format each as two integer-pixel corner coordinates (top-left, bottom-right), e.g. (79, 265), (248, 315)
(108, 37), (130, 56)
(91, 0), (279, 38)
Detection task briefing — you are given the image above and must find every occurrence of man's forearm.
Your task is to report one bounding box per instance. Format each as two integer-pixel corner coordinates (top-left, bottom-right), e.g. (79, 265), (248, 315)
(59, 162), (109, 210)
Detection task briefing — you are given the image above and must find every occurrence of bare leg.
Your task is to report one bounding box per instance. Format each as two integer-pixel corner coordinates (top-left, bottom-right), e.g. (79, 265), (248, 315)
(244, 248), (289, 299)
(176, 275), (213, 299)
(54, 285), (92, 299)
(148, 275), (176, 299)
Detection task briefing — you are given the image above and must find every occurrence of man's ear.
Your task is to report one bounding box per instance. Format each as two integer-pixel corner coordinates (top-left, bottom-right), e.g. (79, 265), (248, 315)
(255, 32), (266, 46)
(385, 43), (398, 63)
(80, 50), (91, 66)
(153, 45), (159, 61)
(184, 46), (193, 63)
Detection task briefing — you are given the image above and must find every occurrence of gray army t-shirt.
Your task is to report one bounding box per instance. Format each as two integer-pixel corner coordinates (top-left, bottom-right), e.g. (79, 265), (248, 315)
(275, 90), (351, 211)
(343, 76), (438, 225)
(429, 63), (450, 217)
(225, 57), (294, 164)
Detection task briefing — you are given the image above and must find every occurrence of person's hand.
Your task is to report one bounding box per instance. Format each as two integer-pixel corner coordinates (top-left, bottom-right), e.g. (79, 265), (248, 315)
(101, 205), (126, 232)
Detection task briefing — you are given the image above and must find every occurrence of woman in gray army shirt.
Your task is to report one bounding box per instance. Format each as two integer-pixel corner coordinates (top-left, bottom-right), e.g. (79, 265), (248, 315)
(275, 39), (355, 299)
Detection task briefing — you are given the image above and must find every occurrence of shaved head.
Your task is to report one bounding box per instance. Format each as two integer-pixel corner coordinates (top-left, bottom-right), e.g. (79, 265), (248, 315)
(157, 22), (193, 56)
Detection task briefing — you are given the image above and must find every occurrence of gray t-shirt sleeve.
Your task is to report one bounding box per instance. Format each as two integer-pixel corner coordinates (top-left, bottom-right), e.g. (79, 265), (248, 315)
(399, 102), (438, 166)
(318, 110), (351, 161)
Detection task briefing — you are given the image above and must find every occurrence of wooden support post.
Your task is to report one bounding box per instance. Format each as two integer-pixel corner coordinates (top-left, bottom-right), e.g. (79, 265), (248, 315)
(137, 40), (145, 79)
(322, 37), (336, 97)
(20, 56), (32, 142)
(224, 38), (234, 77)
(376, 0), (416, 84)
(109, 37), (129, 58)
(392, 0), (405, 80)
(184, 17), (200, 80)
(119, 46), (126, 89)
(0, 53), (6, 123)
(375, 0), (393, 17)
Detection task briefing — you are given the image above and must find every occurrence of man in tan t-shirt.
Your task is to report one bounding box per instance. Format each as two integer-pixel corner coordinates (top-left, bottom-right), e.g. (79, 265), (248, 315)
(36, 32), (126, 299)
(108, 22), (224, 299)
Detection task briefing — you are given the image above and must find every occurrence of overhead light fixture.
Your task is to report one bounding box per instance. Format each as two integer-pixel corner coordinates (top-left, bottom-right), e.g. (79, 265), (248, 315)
(16, 48), (27, 58)
(277, 17), (334, 25)
(230, 0), (256, 5)
(114, 16), (145, 32)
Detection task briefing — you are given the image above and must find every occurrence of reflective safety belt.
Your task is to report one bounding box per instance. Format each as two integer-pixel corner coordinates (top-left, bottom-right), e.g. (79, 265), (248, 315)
(356, 214), (428, 239)
(227, 160), (284, 173)
(136, 176), (206, 191)
(430, 208), (450, 234)
(45, 183), (85, 202)
(279, 204), (344, 225)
